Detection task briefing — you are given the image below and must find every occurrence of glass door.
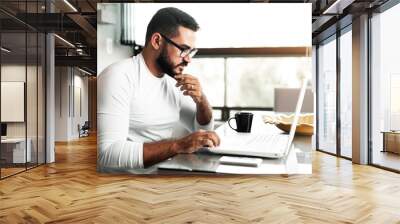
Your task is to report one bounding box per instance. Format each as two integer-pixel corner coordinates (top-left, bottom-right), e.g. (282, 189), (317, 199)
(339, 27), (352, 158)
(1, 28), (28, 178)
(317, 35), (337, 155)
(370, 3), (400, 171)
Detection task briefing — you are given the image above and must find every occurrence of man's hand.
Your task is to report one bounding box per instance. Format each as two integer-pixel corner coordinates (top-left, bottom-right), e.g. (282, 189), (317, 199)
(175, 74), (204, 104)
(174, 130), (220, 154)
(143, 130), (220, 167)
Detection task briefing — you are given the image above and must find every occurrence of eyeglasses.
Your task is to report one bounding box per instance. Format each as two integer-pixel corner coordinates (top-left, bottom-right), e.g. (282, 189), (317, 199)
(159, 33), (198, 58)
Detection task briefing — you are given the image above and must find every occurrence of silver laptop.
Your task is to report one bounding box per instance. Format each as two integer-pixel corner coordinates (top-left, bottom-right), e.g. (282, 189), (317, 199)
(157, 79), (308, 172)
(208, 79), (308, 158)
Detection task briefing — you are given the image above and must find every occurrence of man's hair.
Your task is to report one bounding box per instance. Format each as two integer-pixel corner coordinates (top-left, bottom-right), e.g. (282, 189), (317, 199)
(145, 7), (199, 46)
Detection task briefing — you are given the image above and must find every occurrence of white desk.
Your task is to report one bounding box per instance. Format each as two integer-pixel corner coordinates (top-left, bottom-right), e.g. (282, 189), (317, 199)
(1, 138), (32, 163)
(212, 115), (312, 174)
(102, 114), (313, 175)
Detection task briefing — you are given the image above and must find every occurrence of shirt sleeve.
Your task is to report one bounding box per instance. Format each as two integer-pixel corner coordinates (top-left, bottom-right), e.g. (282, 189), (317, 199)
(97, 63), (144, 171)
(179, 93), (214, 132)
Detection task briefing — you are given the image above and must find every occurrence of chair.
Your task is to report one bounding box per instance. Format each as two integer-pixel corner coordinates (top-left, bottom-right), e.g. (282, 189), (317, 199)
(79, 121), (90, 138)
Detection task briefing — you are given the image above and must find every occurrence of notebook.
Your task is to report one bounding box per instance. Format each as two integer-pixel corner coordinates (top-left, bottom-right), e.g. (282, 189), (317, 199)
(208, 79), (308, 158)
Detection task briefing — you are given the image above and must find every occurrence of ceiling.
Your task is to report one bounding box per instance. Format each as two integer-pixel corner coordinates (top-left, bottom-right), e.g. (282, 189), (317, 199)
(0, 0), (391, 75)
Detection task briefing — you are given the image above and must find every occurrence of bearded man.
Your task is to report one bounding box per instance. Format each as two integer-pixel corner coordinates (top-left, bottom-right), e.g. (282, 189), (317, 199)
(97, 7), (220, 170)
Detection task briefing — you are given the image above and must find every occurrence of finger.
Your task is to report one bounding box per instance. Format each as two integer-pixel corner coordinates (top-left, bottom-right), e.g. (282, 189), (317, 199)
(200, 138), (215, 148)
(214, 132), (221, 146)
(178, 74), (195, 79)
(175, 76), (185, 87)
(176, 76), (198, 84)
(183, 90), (198, 95)
(206, 132), (220, 147)
(175, 74), (184, 80)
(176, 80), (187, 87)
(175, 75), (188, 83)
(180, 84), (198, 91)
(203, 132), (220, 146)
(175, 74), (192, 80)
(177, 81), (198, 89)
(180, 84), (192, 91)
(180, 79), (198, 85)
(176, 81), (186, 88)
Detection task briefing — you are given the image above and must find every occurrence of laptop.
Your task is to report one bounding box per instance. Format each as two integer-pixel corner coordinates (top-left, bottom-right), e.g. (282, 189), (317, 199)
(157, 79), (308, 173)
(207, 79), (308, 158)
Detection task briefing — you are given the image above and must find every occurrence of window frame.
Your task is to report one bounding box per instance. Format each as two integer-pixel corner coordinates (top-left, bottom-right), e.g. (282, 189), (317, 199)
(368, 0), (400, 173)
(193, 47), (311, 121)
(315, 22), (353, 160)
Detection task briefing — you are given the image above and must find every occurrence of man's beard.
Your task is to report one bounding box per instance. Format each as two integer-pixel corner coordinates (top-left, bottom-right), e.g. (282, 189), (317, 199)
(156, 47), (187, 78)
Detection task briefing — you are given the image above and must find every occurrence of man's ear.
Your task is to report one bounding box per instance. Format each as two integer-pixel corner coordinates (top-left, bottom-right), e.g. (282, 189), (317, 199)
(150, 33), (162, 50)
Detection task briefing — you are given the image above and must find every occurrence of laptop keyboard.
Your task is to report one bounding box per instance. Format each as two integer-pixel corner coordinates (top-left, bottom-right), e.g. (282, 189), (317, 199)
(219, 134), (289, 152)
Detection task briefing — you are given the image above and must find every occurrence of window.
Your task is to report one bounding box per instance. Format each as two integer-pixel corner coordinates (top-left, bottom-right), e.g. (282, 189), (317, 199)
(0, 1), (47, 179)
(185, 58), (225, 107)
(339, 27), (352, 158)
(371, 3), (400, 171)
(390, 74), (400, 130)
(317, 36), (337, 155)
(226, 57), (308, 107)
(186, 56), (311, 120)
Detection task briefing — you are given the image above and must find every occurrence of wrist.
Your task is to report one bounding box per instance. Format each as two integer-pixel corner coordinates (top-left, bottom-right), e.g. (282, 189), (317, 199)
(170, 140), (181, 154)
(196, 94), (207, 106)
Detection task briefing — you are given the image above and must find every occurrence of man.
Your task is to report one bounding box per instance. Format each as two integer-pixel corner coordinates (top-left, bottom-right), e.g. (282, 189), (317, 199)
(97, 7), (220, 170)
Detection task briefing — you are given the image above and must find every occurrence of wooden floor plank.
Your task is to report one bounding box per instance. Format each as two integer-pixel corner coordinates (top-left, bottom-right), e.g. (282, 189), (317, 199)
(1, 134), (400, 223)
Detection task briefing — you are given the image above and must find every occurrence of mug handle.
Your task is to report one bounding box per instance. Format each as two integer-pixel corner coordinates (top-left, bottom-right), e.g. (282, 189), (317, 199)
(228, 117), (237, 131)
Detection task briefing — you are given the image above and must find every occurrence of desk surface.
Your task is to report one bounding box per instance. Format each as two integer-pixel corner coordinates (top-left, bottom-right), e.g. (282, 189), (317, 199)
(104, 114), (313, 175)
(381, 131), (400, 134)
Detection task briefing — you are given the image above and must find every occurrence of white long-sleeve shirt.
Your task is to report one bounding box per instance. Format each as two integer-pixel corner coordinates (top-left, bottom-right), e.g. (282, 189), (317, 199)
(97, 53), (214, 170)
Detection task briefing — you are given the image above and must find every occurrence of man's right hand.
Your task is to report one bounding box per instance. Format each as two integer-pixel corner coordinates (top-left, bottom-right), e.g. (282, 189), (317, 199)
(174, 130), (220, 154)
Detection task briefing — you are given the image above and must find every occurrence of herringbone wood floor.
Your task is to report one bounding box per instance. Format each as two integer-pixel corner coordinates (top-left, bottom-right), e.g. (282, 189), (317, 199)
(1, 134), (400, 224)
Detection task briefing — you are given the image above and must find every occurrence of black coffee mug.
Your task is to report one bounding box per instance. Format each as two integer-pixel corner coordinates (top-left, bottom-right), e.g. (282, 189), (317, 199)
(228, 112), (253, 133)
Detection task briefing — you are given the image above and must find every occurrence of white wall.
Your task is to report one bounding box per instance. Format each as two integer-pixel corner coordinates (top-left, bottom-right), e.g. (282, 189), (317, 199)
(71, 73), (89, 138)
(55, 66), (68, 141)
(55, 67), (89, 141)
(1, 65), (32, 137)
(1, 82), (25, 122)
(97, 3), (133, 75)
(1, 66), (26, 137)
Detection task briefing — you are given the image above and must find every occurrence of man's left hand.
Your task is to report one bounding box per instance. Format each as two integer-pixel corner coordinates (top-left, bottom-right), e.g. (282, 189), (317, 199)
(175, 74), (204, 104)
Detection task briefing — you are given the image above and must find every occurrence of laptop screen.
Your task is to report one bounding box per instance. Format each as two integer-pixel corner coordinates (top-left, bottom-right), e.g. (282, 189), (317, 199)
(284, 79), (308, 154)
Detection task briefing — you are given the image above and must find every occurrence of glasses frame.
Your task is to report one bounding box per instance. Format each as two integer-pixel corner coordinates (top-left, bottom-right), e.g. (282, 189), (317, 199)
(159, 33), (198, 58)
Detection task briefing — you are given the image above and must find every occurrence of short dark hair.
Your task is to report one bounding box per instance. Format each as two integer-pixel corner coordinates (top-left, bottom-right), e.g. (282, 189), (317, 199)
(145, 7), (199, 46)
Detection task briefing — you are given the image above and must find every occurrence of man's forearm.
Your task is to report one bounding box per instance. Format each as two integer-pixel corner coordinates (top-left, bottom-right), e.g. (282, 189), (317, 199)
(143, 129), (220, 168)
(196, 94), (213, 125)
(143, 140), (179, 168)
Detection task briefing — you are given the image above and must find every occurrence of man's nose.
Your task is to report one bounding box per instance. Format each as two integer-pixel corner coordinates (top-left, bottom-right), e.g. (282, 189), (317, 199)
(183, 54), (192, 64)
